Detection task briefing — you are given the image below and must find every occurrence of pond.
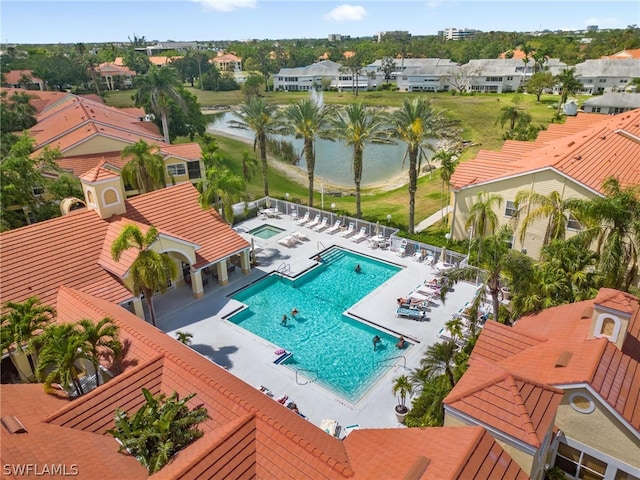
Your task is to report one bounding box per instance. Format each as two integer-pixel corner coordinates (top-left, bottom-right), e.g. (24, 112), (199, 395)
(207, 112), (434, 188)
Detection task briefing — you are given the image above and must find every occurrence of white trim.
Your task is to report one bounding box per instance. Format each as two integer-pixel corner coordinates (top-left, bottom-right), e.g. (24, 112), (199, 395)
(593, 313), (622, 342)
(558, 435), (640, 480)
(553, 383), (640, 441)
(155, 233), (200, 250)
(101, 186), (121, 206)
(568, 391), (596, 414)
(594, 304), (632, 320)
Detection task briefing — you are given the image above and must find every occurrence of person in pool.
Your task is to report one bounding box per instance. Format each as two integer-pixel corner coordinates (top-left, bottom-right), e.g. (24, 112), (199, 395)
(373, 335), (381, 350)
(355, 264), (362, 273)
(396, 335), (406, 349)
(291, 308), (298, 318)
(281, 314), (288, 326)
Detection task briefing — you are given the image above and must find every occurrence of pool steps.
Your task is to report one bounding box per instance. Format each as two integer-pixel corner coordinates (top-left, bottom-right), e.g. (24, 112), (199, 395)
(274, 352), (293, 364)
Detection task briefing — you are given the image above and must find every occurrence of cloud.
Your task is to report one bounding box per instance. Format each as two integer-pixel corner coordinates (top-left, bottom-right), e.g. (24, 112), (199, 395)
(324, 4), (367, 23)
(193, 0), (256, 12)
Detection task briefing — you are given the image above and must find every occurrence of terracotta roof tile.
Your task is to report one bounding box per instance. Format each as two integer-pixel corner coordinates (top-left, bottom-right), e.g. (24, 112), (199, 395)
(79, 164), (120, 182)
(2, 69), (43, 85)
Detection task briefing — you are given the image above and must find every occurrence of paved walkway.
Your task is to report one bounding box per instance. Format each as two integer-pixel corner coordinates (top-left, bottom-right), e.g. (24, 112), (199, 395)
(151, 213), (480, 433)
(415, 206), (451, 233)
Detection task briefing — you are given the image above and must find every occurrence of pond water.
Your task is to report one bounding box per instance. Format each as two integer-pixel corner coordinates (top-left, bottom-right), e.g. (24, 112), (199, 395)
(208, 112), (425, 187)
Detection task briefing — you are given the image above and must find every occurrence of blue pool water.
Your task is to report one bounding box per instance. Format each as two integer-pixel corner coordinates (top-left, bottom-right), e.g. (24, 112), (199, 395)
(248, 224), (285, 239)
(230, 248), (405, 402)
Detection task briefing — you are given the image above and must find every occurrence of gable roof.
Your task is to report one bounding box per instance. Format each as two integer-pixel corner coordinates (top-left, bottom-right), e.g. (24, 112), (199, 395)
(602, 49), (640, 60)
(2, 69), (43, 85)
(450, 109), (640, 193)
(1, 285), (529, 480)
(0, 183), (249, 310)
(448, 289), (640, 436)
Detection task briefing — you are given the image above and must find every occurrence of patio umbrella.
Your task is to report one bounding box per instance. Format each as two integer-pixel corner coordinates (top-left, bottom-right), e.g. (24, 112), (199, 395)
(375, 221), (380, 237)
(439, 246), (447, 264)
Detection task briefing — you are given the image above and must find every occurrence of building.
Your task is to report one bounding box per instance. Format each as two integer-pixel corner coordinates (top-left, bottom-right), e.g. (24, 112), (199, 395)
(569, 59), (640, 95)
(211, 52), (242, 73)
(2, 70), (44, 90)
(135, 41), (209, 56)
(444, 288), (640, 480)
(95, 62), (136, 90)
(448, 109), (640, 260)
(601, 49), (640, 60)
(464, 58), (566, 93)
(440, 27), (479, 41)
(375, 30), (410, 42)
(365, 58), (459, 91)
(582, 92), (640, 114)
(273, 60), (380, 92)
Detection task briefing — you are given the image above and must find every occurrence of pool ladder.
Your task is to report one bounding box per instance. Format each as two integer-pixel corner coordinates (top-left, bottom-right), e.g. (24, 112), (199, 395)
(378, 355), (408, 370)
(295, 368), (319, 385)
(277, 262), (291, 275)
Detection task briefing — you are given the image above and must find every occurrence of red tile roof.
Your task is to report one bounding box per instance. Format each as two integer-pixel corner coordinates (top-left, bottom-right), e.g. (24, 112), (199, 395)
(602, 49), (640, 60)
(0, 183), (249, 310)
(2, 69), (43, 85)
(448, 289), (640, 436)
(451, 109), (640, 193)
(0, 88), (71, 114)
(1, 285), (529, 480)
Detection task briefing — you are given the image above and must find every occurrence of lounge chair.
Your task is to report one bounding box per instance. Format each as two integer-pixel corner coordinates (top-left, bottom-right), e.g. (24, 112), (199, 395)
(326, 220), (342, 234)
(396, 246), (406, 257)
(296, 212), (310, 225)
(291, 231), (309, 241)
(424, 254), (435, 266)
(340, 222), (355, 237)
(313, 217), (329, 231)
(350, 227), (368, 243)
(306, 214), (321, 229)
(414, 284), (440, 297)
(396, 307), (429, 321)
(277, 236), (297, 247)
(412, 251), (424, 262)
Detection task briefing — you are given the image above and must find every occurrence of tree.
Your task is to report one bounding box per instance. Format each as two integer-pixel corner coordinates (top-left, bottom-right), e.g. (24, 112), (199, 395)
(389, 98), (449, 234)
(0, 90), (37, 132)
(378, 57), (396, 84)
(514, 189), (577, 246)
(568, 177), (640, 290)
(107, 388), (209, 474)
(449, 64), (483, 95)
(229, 97), (277, 197)
(526, 71), (555, 102)
(465, 191), (503, 240)
(110, 224), (178, 327)
(242, 73), (265, 99)
(134, 66), (185, 143)
(1, 297), (56, 383)
(277, 99), (334, 207)
(433, 150), (459, 224)
(35, 323), (89, 396)
(77, 317), (121, 387)
(120, 140), (167, 194)
(330, 103), (388, 218)
(392, 374), (414, 416)
(555, 67), (582, 115)
(405, 374), (450, 427)
(419, 339), (458, 388)
(340, 54), (366, 96)
(495, 94), (531, 131)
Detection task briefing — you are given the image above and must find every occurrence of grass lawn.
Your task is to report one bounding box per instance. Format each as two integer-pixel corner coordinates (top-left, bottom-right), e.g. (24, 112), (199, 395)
(105, 87), (587, 246)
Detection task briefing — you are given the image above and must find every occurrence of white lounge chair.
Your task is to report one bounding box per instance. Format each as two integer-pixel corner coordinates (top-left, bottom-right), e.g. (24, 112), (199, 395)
(396, 247), (407, 257)
(412, 251), (424, 262)
(306, 214), (321, 229)
(291, 231), (309, 241)
(350, 227), (368, 243)
(340, 223), (355, 237)
(313, 217), (329, 231)
(296, 212), (310, 225)
(326, 220), (342, 234)
(278, 236), (297, 247)
(424, 254), (435, 266)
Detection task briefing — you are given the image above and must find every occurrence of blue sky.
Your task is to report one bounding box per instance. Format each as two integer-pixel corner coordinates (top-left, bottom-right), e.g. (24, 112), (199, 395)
(2, 0), (638, 44)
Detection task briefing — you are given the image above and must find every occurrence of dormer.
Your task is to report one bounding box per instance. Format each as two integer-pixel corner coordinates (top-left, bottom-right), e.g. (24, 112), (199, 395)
(588, 288), (635, 350)
(79, 165), (126, 219)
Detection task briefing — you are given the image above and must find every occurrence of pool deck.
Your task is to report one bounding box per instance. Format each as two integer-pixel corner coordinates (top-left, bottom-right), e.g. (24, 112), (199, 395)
(153, 213), (481, 434)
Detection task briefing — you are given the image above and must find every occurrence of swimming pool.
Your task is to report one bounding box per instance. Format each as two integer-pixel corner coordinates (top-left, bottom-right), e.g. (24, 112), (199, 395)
(248, 224), (285, 239)
(229, 248), (405, 402)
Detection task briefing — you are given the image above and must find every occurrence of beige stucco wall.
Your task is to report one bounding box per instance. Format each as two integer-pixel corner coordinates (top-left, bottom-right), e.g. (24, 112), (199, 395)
(64, 136), (133, 157)
(450, 169), (599, 260)
(555, 389), (640, 469)
(163, 156), (203, 186)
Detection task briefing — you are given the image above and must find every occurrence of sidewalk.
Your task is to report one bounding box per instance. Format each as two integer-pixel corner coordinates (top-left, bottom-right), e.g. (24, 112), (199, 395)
(415, 206), (451, 233)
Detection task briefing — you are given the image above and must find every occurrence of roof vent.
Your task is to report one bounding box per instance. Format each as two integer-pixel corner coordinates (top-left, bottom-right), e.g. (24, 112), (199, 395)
(2, 415), (27, 434)
(568, 141), (575, 147)
(555, 351), (573, 368)
(403, 456), (431, 480)
(600, 135), (606, 140)
(574, 155), (582, 161)
(582, 306), (593, 318)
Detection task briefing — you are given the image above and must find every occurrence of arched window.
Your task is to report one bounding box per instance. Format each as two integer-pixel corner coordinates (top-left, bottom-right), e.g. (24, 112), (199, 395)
(103, 188), (118, 205)
(600, 318), (615, 336)
(594, 314), (621, 342)
(86, 190), (95, 204)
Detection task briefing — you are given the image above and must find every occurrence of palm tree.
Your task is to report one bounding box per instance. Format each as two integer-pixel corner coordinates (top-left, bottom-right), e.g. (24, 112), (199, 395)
(134, 66), (185, 143)
(199, 165), (244, 223)
(176, 331), (193, 345)
(277, 99), (334, 206)
(514, 189), (577, 246)
(120, 140), (167, 194)
(35, 323), (89, 396)
(465, 191), (503, 263)
(77, 317), (122, 387)
(419, 339), (458, 388)
(496, 95), (532, 131)
(229, 97), (277, 197)
(331, 103), (388, 218)
(1, 297), (55, 382)
(392, 374), (414, 417)
(433, 149), (459, 223)
(111, 224), (177, 327)
(568, 177), (640, 290)
(389, 98), (448, 234)
(555, 67), (582, 115)
(241, 151), (259, 184)
(107, 388), (209, 474)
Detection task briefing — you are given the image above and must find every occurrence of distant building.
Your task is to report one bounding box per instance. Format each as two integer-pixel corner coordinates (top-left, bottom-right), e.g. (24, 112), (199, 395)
(582, 92), (640, 114)
(375, 31), (410, 42)
(2, 69), (44, 90)
(273, 60), (380, 92)
(440, 27), (478, 40)
(586, 24), (598, 32)
(328, 33), (350, 42)
(135, 41), (209, 56)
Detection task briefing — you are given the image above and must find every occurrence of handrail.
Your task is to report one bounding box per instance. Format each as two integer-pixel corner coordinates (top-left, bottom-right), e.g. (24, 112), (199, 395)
(378, 355), (408, 370)
(295, 368), (319, 385)
(277, 262), (291, 274)
(317, 241), (326, 250)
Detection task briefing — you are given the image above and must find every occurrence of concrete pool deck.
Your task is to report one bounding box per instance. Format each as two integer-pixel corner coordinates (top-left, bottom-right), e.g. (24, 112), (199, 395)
(152, 213), (481, 434)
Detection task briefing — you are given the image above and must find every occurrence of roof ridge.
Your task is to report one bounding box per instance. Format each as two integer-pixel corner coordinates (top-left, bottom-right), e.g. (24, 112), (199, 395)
(504, 375), (541, 446)
(446, 425), (486, 479)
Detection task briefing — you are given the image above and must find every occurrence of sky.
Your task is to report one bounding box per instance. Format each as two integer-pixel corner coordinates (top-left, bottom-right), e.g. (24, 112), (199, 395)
(1, 0), (638, 44)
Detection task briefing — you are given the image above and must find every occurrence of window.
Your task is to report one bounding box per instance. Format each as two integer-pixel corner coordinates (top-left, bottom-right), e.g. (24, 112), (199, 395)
(615, 469), (640, 480)
(555, 443), (607, 480)
(567, 214), (582, 231)
(167, 163), (186, 176)
(187, 161), (201, 180)
(506, 76), (513, 81)
(569, 392), (596, 414)
(103, 189), (118, 205)
(504, 200), (517, 217)
(599, 79), (607, 83)
(505, 235), (514, 249)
